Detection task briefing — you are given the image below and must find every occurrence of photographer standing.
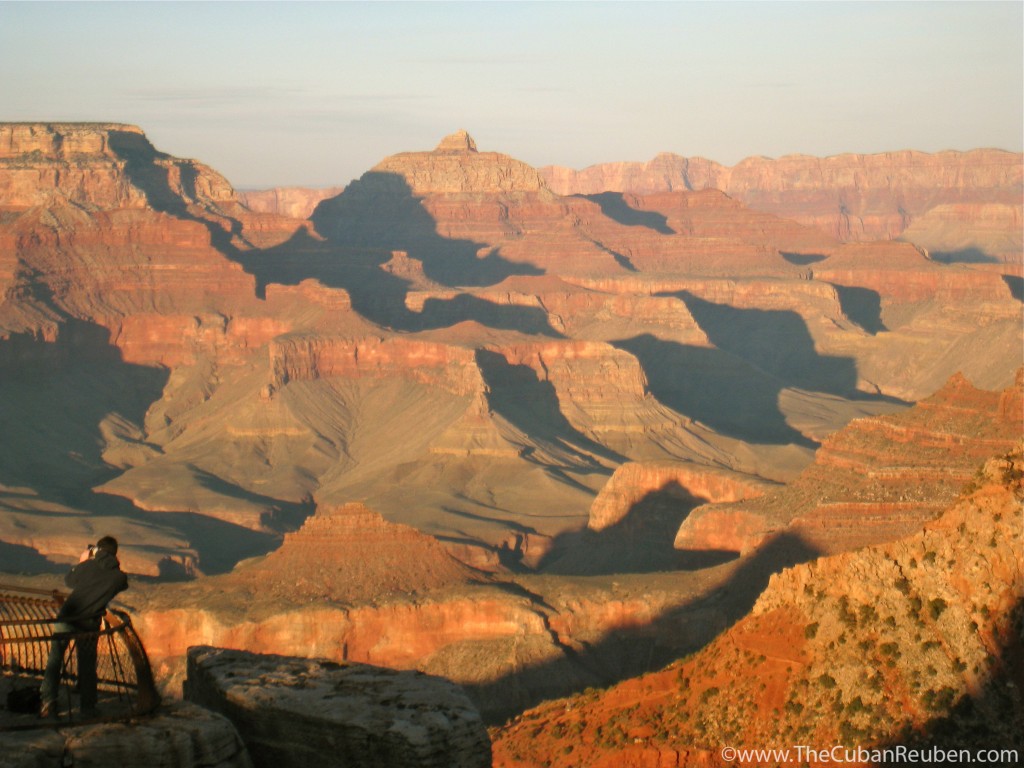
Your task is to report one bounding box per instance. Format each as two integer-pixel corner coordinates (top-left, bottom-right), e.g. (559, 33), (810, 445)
(40, 535), (129, 718)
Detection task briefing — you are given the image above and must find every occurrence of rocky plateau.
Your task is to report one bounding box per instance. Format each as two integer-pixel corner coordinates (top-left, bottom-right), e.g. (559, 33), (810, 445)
(0, 122), (1021, 763)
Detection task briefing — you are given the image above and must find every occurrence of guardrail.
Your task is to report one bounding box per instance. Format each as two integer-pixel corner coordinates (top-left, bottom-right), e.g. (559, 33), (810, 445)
(0, 583), (160, 730)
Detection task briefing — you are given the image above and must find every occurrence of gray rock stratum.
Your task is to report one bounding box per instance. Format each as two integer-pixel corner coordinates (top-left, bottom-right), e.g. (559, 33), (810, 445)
(183, 646), (491, 768)
(1, 701), (251, 768)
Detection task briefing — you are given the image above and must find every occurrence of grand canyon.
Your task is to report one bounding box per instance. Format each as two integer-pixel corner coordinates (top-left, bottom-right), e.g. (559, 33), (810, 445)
(1, 122), (1021, 765)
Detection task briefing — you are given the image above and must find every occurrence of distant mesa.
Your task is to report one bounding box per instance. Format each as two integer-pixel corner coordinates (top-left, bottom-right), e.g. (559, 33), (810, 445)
(540, 148), (1024, 261)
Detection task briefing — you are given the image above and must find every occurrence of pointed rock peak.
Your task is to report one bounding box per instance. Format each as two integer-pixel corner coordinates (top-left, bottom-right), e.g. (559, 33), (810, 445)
(435, 129), (478, 153)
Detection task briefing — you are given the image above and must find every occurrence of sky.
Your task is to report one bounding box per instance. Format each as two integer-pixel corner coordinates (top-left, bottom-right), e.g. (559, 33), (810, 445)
(2, 1), (1022, 189)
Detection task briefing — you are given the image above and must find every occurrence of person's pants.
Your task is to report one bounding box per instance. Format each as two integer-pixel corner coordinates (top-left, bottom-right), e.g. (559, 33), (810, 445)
(40, 621), (99, 712)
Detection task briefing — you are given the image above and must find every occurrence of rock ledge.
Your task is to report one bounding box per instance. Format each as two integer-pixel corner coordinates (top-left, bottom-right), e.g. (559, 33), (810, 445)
(184, 646), (491, 768)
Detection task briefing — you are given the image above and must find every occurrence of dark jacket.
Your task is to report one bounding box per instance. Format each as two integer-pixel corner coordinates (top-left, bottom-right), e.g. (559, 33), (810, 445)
(57, 549), (129, 628)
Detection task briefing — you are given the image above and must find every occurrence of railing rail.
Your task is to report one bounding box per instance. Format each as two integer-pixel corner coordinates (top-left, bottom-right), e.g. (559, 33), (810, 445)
(0, 583), (160, 730)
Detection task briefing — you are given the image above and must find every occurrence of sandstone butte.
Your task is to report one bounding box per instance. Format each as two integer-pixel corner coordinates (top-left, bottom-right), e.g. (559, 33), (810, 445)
(492, 443), (1024, 767)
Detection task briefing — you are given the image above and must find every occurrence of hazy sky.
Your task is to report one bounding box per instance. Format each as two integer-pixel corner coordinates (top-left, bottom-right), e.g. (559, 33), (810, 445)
(2, 1), (1021, 188)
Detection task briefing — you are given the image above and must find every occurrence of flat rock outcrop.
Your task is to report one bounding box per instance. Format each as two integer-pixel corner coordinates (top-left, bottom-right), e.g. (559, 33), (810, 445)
(1, 701), (251, 768)
(183, 646), (491, 768)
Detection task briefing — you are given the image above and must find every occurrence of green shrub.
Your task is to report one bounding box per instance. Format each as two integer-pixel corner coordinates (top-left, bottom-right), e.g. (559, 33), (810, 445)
(859, 604), (879, 624)
(879, 642), (901, 658)
(929, 598), (948, 620)
(700, 686), (719, 702)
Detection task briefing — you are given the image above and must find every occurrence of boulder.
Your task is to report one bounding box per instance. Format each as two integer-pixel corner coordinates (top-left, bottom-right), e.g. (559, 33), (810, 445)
(183, 646), (490, 768)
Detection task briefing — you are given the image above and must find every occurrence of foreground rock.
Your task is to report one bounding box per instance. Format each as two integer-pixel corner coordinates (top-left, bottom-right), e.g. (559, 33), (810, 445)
(184, 646), (491, 768)
(1, 701), (250, 768)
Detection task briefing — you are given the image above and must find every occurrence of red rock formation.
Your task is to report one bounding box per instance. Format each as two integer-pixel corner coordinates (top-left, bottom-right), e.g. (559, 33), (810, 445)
(541, 149), (1024, 258)
(2, 123), (1020, 582)
(493, 445), (1024, 767)
(0, 122), (236, 211)
(587, 462), (773, 531)
(136, 593), (560, 715)
(269, 334), (484, 395)
(238, 186), (345, 219)
(676, 371), (1024, 555)
(232, 502), (478, 602)
(373, 130), (550, 197)
(811, 241), (1014, 303)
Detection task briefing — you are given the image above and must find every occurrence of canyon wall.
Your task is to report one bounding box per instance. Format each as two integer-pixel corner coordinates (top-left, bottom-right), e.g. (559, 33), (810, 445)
(1, 123), (1021, 581)
(540, 149), (1024, 260)
(675, 371), (1024, 555)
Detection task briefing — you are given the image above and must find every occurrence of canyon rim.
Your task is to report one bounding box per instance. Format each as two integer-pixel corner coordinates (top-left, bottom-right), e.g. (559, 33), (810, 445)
(1, 122), (1021, 766)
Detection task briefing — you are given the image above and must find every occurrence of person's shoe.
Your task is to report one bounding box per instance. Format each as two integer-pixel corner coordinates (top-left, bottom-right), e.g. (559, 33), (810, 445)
(38, 702), (56, 719)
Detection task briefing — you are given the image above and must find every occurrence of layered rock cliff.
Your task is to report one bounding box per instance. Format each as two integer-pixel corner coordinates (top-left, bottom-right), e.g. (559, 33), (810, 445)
(540, 149), (1024, 260)
(1, 123), (1021, 582)
(587, 462), (774, 532)
(675, 371), (1024, 555)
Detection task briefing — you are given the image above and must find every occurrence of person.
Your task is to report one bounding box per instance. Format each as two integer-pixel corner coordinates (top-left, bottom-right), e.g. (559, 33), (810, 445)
(39, 535), (129, 718)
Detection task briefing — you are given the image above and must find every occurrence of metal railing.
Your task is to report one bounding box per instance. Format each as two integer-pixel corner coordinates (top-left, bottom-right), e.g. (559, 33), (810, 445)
(0, 583), (160, 730)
